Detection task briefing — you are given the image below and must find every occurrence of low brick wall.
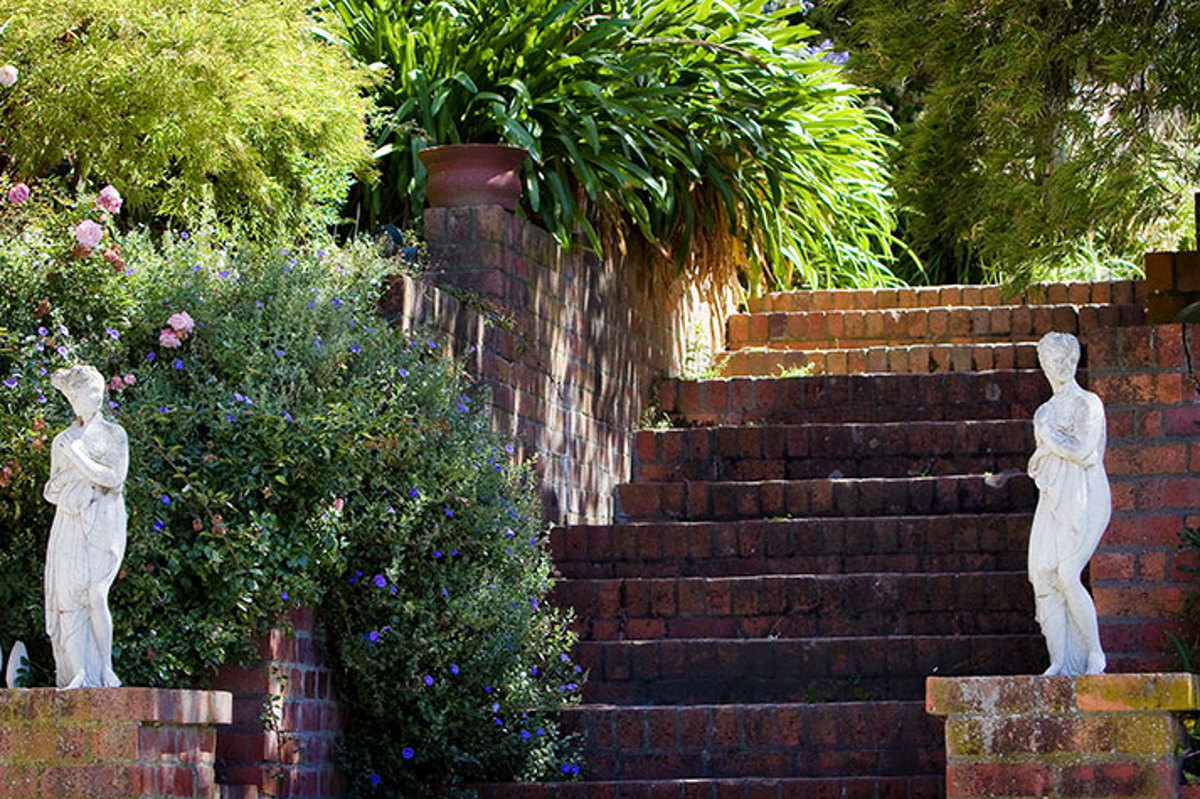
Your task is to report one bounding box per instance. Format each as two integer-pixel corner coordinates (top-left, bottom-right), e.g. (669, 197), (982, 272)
(0, 687), (231, 799)
(212, 609), (342, 799)
(927, 673), (1198, 799)
(1087, 324), (1200, 671)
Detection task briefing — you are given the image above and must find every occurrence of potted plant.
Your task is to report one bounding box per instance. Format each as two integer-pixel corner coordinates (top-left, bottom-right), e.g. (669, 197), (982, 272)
(325, 0), (901, 291)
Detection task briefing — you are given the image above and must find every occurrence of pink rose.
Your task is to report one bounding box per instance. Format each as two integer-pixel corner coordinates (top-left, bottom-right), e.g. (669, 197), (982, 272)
(95, 185), (123, 214)
(158, 328), (182, 349)
(167, 311), (195, 335)
(6, 183), (29, 205)
(123, 373), (136, 386)
(0, 65), (17, 87)
(332, 498), (345, 512)
(109, 376), (124, 392)
(74, 219), (103, 249)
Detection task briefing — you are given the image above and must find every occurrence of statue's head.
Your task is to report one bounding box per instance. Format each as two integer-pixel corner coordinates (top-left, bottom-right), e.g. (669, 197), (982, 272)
(51, 364), (106, 420)
(1036, 331), (1080, 384)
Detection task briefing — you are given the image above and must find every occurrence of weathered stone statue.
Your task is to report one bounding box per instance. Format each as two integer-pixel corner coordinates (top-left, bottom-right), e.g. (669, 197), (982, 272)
(1027, 332), (1109, 676)
(44, 365), (128, 688)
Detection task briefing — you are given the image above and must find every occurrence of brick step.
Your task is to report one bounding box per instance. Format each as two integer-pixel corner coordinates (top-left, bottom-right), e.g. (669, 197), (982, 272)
(615, 474), (1035, 522)
(657, 370), (1053, 427)
(632, 420), (1032, 483)
(555, 572), (1035, 641)
(747, 279), (1143, 314)
(725, 303), (1143, 351)
(473, 775), (943, 799)
(575, 635), (1045, 705)
(556, 701), (944, 781)
(550, 515), (1032, 579)
(719, 340), (1041, 378)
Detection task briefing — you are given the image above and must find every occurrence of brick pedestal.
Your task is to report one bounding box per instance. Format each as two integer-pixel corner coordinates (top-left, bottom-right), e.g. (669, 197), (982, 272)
(927, 673), (1199, 798)
(0, 687), (232, 798)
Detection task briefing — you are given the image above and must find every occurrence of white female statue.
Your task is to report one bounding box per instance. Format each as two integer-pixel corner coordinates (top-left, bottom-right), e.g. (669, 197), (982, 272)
(44, 364), (128, 688)
(1027, 332), (1109, 676)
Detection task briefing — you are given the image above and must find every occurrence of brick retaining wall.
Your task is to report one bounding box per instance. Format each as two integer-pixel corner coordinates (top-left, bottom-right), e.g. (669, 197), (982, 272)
(1087, 324), (1200, 671)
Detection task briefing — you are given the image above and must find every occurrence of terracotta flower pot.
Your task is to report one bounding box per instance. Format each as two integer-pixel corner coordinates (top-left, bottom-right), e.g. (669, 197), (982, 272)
(418, 143), (529, 211)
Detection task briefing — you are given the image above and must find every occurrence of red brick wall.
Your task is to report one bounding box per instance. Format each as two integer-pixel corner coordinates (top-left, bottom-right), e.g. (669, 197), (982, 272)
(1088, 323), (1200, 671)
(381, 205), (720, 525)
(213, 609), (343, 799)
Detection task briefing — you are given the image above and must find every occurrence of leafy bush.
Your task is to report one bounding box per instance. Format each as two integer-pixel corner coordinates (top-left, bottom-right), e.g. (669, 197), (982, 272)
(0, 0), (373, 234)
(808, 0), (1200, 285)
(328, 0), (900, 290)
(0, 187), (581, 793)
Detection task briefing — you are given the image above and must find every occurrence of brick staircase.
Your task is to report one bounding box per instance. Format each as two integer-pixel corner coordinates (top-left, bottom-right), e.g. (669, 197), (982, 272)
(479, 280), (1146, 799)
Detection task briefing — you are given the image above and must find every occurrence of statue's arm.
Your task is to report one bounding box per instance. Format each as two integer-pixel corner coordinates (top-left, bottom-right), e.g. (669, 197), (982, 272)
(1035, 394), (1104, 464)
(64, 427), (129, 489)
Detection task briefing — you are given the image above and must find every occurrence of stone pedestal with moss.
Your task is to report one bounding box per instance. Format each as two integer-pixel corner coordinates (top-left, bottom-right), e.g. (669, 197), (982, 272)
(0, 687), (231, 798)
(927, 674), (1199, 798)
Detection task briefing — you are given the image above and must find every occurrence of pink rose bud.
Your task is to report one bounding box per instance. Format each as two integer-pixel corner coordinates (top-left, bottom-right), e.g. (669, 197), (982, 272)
(332, 498), (345, 512)
(158, 328), (182, 349)
(95, 185), (123, 214)
(74, 219), (103, 249)
(167, 310), (195, 335)
(0, 65), (17, 87)
(123, 373), (136, 386)
(6, 183), (29, 205)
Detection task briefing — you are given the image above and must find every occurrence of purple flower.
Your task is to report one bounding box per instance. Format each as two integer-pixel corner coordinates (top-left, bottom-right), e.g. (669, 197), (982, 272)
(366, 631), (379, 643)
(283, 411), (294, 422)
(369, 773), (381, 786)
(423, 675), (433, 686)
(373, 574), (386, 588)
(444, 508), (453, 518)
(2, 377), (16, 389)
(146, 351), (156, 362)
(274, 349), (285, 357)
(37, 327), (47, 337)
(398, 368), (409, 378)
(402, 747), (414, 761)
(457, 402), (469, 413)
(408, 488), (419, 499)
(350, 345), (360, 353)
(157, 407), (168, 413)
(520, 730), (531, 739)
(106, 327), (119, 340)
(433, 551), (443, 559)
(172, 359), (183, 370)
(449, 664), (459, 675)
(161, 494), (171, 505)
(56, 345), (68, 358)
(280, 591), (289, 600)
(331, 298), (342, 308)
(153, 520), (165, 532)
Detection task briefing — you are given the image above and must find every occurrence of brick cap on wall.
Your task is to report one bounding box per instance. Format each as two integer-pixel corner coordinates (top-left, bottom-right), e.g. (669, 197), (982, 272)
(926, 673), (1200, 716)
(0, 687), (233, 725)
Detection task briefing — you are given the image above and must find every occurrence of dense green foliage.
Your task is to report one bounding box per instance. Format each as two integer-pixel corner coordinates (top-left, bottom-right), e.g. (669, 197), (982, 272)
(0, 0), (373, 234)
(328, 0), (900, 290)
(808, 0), (1200, 285)
(0, 189), (581, 795)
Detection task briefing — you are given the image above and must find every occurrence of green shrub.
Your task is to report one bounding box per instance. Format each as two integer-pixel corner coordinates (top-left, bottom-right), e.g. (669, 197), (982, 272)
(0, 187), (581, 793)
(809, 0), (1200, 286)
(0, 0), (373, 235)
(328, 0), (900, 290)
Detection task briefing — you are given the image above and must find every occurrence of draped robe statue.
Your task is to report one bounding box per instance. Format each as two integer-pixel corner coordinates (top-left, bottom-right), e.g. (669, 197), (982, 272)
(1027, 332), (1109, 676)
(44, 364), (127, 689)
